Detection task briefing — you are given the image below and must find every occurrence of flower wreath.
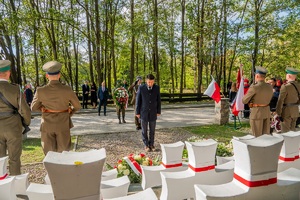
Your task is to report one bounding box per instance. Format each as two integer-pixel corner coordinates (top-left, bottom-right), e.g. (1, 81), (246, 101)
(107, 153), (160, 183)
(113, 87), (129, 108)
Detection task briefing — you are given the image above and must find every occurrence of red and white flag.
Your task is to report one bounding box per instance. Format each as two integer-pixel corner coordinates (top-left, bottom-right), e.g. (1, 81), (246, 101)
(204, 78), (221, 103)
(231, 66), (245, 116)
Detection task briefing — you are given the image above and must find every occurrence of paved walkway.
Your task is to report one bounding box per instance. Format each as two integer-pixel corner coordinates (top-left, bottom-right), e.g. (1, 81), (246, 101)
(28, 103), (216, 138)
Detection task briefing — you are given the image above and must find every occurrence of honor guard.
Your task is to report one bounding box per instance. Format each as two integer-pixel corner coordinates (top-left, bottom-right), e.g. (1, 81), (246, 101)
(276, 67), (300, 133)
(0, 60), (31, 175)
(242, 66), (273, 137)
(31, 61), (81, 155)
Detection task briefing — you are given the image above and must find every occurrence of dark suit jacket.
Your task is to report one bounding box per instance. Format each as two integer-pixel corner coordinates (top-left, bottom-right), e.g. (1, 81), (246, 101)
(97, 87), (109, 102)
(136, 84), (161, 122)
(82, 84), (90, 97)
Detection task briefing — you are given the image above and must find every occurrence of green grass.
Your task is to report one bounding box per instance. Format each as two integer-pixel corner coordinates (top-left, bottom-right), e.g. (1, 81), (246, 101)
(184, 122), (250, 143)
(21, 136), (77, 164)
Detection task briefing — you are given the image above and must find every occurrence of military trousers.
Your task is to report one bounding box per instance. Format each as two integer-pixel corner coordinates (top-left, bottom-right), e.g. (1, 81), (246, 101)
(0, 127), (22, 175)
(281, 116), (297, 133)
(116, 106), (125, 117)
(133, 104), (141, 128)
(250, 118), (270, 137)
(41, 130), (71, 155)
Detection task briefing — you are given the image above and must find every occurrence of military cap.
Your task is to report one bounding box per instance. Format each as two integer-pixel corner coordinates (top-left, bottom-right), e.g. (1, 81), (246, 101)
(285, 67), (300, 75)
(0, 60), (11, 72)
(136, 76), (142, 80)
(255, 66), (268, 75)
(43, 61), (62, 75)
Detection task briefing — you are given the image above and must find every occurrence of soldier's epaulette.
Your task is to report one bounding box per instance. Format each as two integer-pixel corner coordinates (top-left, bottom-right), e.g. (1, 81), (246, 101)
(10, 83), (18, 85)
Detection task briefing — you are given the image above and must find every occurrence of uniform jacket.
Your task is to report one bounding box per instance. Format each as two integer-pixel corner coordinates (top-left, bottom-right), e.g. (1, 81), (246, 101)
(97, 86), (109, 101)
(242, 81), (273, 120)
(31, 80), (81, 132)
(129, 83), (140, 105)
(276, 81), (300, 118)
(0, 81), (31, 132)
(136, 84), (161, 122)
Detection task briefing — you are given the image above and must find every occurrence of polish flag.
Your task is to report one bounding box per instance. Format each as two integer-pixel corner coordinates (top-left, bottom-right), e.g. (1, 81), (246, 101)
(231, 67), (245, 116)
(204, 78), (221, 103)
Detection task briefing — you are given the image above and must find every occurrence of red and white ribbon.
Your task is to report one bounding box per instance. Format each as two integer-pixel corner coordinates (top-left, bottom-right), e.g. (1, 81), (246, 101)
(124, 156), (142, 175)
(161, 162), (182, 168)
(188, 164), (215, 172)
(279, 155), (299, 162)
(0, 173), (8, 180)
(234, 173), (277, 187)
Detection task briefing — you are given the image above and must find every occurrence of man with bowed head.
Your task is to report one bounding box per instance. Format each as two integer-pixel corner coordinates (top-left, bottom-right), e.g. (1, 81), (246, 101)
(31, 61), (81, 155)
(136, 74), (161, 152)
(0, 60), (31, 175)
(276, 67), (300, 133)
(242, 66), (273, 137)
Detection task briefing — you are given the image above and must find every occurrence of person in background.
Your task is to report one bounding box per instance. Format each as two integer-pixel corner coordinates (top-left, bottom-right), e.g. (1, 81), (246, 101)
(268, 78), (280, 111)
(122, 80), (129, 90)
(97, 81), (109, 116)
(229, 82), (237, 103)
(129, 76), (143, 130)
(136, 74), (161, 152)
(31, 61), (81, 155)
(24, 83), (33, 106)
(242, 66), (273, 137)
(82, 80), (90, 109)
(243, 78), (250, 118)
(276, 67), (300, 133)
(113, 80), (128, 124)
(90, 82), (97, 109)
(0, 60), (31, 175)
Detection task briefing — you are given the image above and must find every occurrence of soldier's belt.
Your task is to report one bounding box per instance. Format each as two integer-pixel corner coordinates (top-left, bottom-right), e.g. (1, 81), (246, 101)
(249, 103), (269, 108)
(0, 111), (15, 116)
(283, 103), (299, 107)
(41, 108), (69, 113)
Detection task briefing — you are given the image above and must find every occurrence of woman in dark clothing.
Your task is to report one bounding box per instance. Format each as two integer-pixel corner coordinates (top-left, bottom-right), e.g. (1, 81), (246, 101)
(90, 82), (97, 109)
(229, 82), (238, 103)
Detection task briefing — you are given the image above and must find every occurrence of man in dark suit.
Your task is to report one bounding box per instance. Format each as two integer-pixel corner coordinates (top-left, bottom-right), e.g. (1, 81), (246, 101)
(82, 80), (90, 109)
(97, 81), (109, 116)
(136, 74), (161, 152)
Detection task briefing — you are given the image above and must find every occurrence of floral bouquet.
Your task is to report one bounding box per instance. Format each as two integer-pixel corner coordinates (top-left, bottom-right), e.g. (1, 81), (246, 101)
(113, 87), (129, 108)
(107, 153), (160, 183)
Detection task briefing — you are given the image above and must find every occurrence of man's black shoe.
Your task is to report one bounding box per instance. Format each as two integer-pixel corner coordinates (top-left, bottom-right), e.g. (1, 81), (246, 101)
(98, 113), (100, 116)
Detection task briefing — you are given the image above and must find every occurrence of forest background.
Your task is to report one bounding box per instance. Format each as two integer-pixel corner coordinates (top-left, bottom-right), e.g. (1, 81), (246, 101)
(0, 0), (299, 94)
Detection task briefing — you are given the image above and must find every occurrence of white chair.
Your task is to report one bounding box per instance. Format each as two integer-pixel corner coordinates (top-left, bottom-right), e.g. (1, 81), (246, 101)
(43, 149), (106, 200)
(44, 168), (118, 184)
(194, 134), (300, 200)
(102, 168), (118, 181)
(141, 141), (188, 189)
(0, 156), (8, 180)
(273, 131), (300, 172)
(26, 183), (54, 200)
(13, 173), (29, 195)
(216, 135), (254, 166)
(105, 188), (158, 200)
(101, 175), (130, 199)
(0, 176), (16, 200)
(160, 140), (233, 200)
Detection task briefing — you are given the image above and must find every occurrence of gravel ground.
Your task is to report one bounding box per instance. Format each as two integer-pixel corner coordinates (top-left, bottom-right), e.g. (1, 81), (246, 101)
(21, 127), (197, 184)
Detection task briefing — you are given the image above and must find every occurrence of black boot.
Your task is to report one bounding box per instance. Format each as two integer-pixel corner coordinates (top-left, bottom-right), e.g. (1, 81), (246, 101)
(118, 116), (121, 124)
(122, 116), (126, 123)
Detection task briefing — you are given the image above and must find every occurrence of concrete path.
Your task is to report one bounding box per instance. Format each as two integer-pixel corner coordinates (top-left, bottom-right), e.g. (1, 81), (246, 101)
(27, 103), (216, 138)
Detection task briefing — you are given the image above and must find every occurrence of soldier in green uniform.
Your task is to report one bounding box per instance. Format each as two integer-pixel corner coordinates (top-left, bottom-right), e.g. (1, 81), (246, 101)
(276, 67), (300, 133)
(129, 76), (142, 130)
(242, 66), (273, 137)
(31, 61), (81, 155)
(0, 60), (31, 175)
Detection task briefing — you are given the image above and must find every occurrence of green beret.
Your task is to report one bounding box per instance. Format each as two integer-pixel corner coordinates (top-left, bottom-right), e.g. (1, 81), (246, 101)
(0, 60), (11, 72)
(43, 61), (62, 75)
(285, 67), (300, 75)
(255, 66), (268, 75)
